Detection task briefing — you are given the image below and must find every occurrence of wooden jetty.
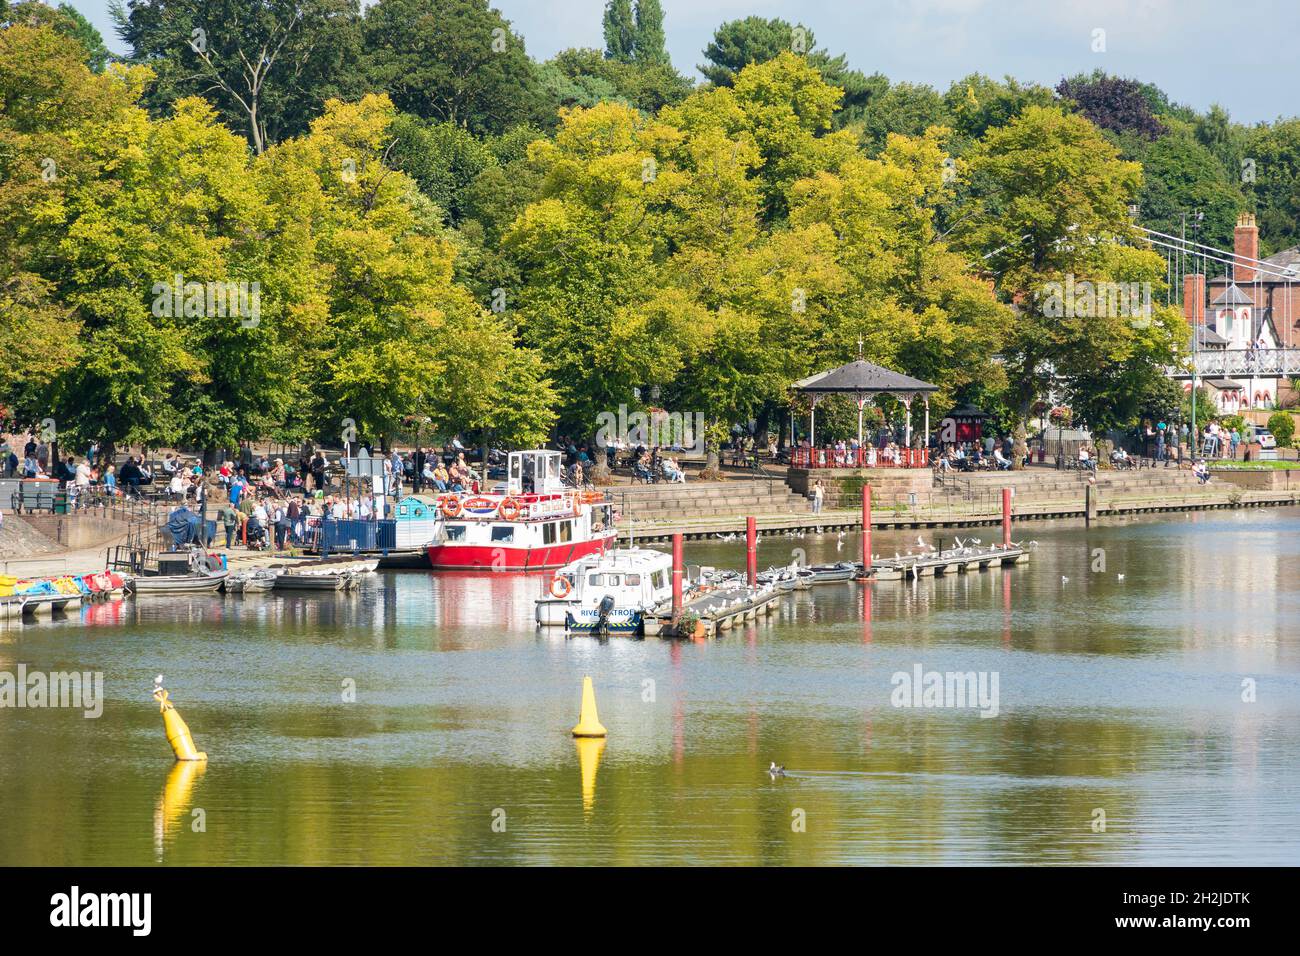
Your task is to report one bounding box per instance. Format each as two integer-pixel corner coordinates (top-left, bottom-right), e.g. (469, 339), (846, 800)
(647, 583), (782, 637)
(866, 543), (1029, 581)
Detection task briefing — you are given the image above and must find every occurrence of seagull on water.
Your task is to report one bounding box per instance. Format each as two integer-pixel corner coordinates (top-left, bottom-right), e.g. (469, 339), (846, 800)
(1117, 573), (1125, 581)
(768, 762), (786, 778)
(1061, 575), (1069, 584)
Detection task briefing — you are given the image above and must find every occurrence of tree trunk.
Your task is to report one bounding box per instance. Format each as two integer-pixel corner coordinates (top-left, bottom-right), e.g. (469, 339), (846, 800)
(1011, 422), (1029, 470)
(700, 447), (723, 481)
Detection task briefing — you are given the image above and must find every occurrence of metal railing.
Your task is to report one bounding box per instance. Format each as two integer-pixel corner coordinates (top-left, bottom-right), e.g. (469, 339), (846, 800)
(1182, 348), (1300, 377)
(317, 518), (397, 558)
(792, 447), (930, 469)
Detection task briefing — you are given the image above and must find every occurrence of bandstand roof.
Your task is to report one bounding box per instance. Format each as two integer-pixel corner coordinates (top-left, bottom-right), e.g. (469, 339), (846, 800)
(793, 360), (937, 397)
(945, 404), (990, 420)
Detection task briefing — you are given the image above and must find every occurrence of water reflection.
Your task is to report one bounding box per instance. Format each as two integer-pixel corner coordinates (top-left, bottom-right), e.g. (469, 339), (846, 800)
(153, 760), (206, 863)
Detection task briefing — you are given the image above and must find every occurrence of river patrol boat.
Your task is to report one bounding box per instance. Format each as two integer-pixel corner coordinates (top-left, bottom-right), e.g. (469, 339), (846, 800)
(427, 450), (616, 571)
(535, 547), (675, 634)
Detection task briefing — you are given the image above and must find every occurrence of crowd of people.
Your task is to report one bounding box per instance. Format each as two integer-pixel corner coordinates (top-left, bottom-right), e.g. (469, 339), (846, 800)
(935, 434), (1019, 474)
(554, 432), (687, 484)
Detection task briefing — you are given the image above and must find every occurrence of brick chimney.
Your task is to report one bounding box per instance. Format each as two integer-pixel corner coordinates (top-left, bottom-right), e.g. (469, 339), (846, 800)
(1234, 212), (1258, 282)
(1182, 273), (1205, 326)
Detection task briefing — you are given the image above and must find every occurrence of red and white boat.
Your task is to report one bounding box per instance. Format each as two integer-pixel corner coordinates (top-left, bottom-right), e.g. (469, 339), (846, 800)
(426, 451), (616, 571)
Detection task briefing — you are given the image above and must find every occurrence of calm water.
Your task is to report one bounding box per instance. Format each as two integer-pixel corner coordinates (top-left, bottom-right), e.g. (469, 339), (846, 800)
(3, 509), (1299, 866)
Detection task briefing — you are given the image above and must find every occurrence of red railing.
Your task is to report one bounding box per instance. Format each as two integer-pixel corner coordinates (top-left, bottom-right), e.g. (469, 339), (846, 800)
(790, 447), (930, 469)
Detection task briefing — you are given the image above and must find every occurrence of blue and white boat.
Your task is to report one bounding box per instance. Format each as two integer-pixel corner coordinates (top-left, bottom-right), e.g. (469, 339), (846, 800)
(535, 548), (675, 636)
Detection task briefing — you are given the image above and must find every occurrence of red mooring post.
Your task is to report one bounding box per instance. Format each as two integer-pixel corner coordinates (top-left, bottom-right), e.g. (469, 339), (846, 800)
(671, 533), (683, 613)
(746, 516), (757, 587)
(1002, 487), (1012, 547)
(861, 484), (872, 578)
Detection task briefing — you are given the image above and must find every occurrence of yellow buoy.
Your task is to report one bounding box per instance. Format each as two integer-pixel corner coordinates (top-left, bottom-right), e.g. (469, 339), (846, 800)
(571, 675), (607, 738)
(153, 683), (208, 762)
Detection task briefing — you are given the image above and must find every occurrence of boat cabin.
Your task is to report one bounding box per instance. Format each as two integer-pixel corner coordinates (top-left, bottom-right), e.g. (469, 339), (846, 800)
(556, 548), (675, 611)
(508, 450), (564, 496)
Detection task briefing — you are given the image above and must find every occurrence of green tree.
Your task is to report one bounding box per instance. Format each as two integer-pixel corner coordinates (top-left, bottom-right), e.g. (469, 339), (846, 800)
(263, 94), (555, 447)
(602, 0), (634, 63)
(941, 74), (1057, 146)
(113, 0), (363, 154)
(960, 106), (1170, 427)
(1133, 122), (1244, 252)
(853, 81), (949, 155)
(1245, 119), (1300, 255)
(363, 0), (546, 136)
(4, 1), (109, 70)
(538, 47), (692, 115)
(1267, 411), (1294, 448)
(700, 16), (804, 86)
(388, 114), (496, 225)
(632, 0), (667, 66)
(698, 14), (870, 112)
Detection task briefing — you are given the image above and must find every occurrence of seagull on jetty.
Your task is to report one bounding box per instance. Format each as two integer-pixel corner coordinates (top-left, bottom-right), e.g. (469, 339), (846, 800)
(768, 762), (786, 778)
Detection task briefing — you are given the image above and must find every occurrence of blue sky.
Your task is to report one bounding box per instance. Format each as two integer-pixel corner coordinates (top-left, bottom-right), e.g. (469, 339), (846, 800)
(66, 0), (1299, 125)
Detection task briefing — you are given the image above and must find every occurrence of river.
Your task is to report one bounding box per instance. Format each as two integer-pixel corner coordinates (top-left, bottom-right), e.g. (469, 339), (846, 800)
(2, 508), (1298, 865)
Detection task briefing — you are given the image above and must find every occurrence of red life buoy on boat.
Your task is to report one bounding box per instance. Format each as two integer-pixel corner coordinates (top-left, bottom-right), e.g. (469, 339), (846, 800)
(498, 497), (521, 521)
(441, 495), (462, 518)
(549, 575), (572, 599)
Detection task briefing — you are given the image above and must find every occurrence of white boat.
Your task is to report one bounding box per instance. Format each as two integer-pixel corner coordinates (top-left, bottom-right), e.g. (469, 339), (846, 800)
(797, 561), (858, 585)
(338, 559), (379, 574)
(275, 568), (357, 591)
(427, 451), (616, 571)
(129, 568), (228, 594)
(536, 547), (675, 635)
(757, 564), (804, 591)
(226, 569), (280, 593)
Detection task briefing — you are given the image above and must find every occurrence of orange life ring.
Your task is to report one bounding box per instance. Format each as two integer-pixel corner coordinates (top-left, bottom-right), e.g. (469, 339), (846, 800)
(441, 495), (462, 518)
(549, 575), (572, 599)
(498, 497), (521, 521)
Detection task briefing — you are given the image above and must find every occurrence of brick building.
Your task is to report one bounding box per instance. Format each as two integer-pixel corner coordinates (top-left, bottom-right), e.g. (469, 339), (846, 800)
(1180, 213), (1297, 411)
